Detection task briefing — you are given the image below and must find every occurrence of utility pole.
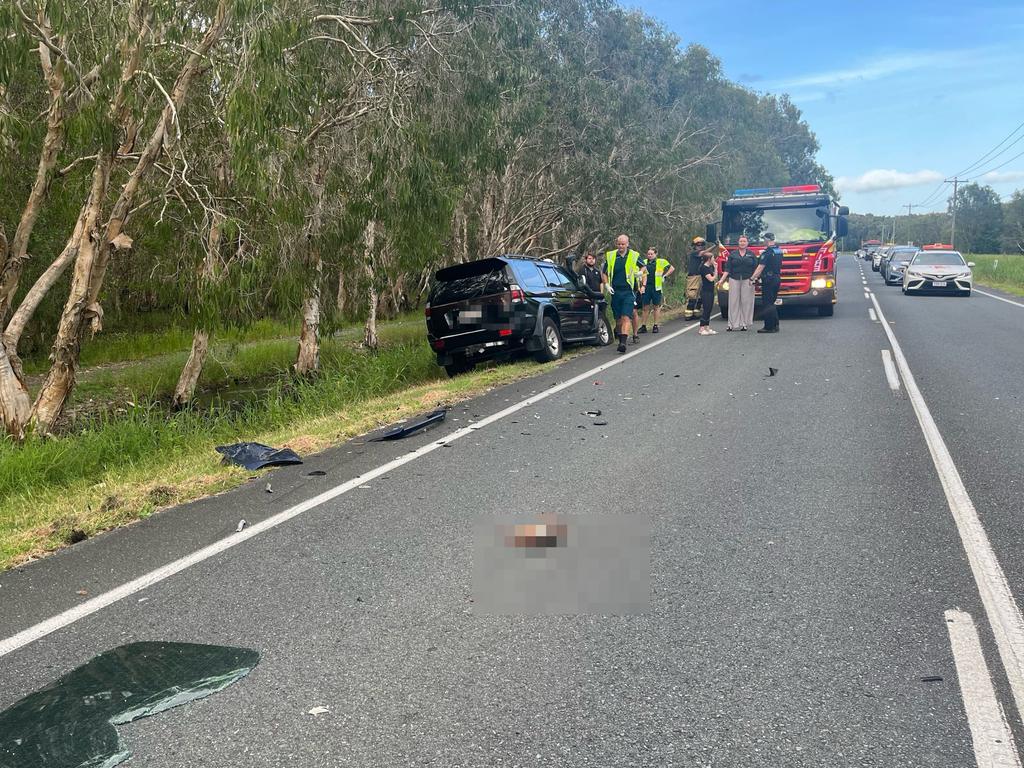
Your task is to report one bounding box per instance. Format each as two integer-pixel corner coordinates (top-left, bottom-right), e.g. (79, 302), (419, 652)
(945, 176), (959, 248)
(903, 204), (915, 245)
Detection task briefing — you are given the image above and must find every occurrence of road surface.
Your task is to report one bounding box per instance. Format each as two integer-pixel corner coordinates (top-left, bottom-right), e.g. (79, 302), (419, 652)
(2, 254), (1023, 767)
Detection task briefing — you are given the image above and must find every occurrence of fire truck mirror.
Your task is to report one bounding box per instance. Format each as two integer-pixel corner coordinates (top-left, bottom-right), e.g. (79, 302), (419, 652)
(837, 217), (849, 237)
(838, 205), (850, 216)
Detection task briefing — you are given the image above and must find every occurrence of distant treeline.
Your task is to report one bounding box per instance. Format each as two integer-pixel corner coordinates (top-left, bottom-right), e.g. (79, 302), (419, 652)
(846, 184), (1024, 254)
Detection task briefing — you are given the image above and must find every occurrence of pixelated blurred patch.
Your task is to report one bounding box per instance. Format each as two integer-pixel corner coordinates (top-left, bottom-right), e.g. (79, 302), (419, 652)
(472, 514), (650, 615)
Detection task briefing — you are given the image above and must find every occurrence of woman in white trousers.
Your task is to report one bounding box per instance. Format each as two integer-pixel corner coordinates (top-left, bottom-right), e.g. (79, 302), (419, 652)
(718, 235), (758, 331)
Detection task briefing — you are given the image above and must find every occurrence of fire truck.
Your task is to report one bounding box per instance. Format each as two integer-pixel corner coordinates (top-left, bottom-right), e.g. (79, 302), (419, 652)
(705, 184), (849, 319)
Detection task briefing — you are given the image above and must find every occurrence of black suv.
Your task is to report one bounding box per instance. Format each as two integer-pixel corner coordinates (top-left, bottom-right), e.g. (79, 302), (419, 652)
(425, 256), (612, 376)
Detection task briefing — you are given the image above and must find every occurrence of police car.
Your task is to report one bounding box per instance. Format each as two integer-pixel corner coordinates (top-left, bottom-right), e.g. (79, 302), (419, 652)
(901, 249), (974, 296)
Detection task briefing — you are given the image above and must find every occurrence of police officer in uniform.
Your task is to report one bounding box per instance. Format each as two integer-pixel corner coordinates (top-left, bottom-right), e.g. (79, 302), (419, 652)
(754, 232), (783, 333)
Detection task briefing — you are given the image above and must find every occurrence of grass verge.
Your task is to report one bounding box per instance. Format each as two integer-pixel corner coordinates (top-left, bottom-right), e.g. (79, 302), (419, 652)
(968, 254), (1024, 297)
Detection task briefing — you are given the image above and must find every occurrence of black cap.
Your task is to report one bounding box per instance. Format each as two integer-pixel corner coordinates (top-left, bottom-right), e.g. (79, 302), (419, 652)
(763, 232), (775, 241)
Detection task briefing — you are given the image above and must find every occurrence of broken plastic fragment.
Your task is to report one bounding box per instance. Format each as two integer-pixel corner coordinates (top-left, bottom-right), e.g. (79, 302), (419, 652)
(236, 520), (247, 532)
(307, 706), (330, 716)
(0, 641), (258, 768)
(215, 442), (302, 471)
(370, 409), (446, 441)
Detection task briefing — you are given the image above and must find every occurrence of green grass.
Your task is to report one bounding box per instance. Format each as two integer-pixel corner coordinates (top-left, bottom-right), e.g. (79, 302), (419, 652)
(967, 253), (1024, 297)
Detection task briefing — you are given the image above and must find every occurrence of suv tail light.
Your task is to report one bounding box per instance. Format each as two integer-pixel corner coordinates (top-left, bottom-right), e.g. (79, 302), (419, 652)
(509, 285), (525, 302)
(424, 304), (432, 318)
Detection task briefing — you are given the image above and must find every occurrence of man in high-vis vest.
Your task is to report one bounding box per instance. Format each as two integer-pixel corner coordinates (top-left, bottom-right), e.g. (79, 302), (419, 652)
(602, 234), (646, 354)
(639, 246), (675, 334)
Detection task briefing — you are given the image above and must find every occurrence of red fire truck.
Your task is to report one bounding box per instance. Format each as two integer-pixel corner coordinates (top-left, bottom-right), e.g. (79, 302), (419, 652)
(705, 184), (849, 319)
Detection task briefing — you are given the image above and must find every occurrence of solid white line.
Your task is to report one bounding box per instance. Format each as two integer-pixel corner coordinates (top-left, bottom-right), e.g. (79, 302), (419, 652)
(975, 288), (1024, 309)
(0, 315), (715, 659)
(871, 291), (1024, 728)
(881, 349), (900, 392)
(868, 307), (878, 322)
(945, 610), (1022, 767)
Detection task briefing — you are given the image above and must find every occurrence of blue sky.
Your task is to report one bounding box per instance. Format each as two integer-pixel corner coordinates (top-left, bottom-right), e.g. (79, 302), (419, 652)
(628, 0), (1024, 215)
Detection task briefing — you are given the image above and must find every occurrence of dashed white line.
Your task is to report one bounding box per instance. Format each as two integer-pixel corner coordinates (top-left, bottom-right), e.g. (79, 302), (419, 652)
(975, 288), (1024, 309)
(945, 610), (1022, 768)
(0, 315), (714, 659)
(871, 291), (1024, 729)
(868, 307), (878, 322)
(881, 350), (900, 392)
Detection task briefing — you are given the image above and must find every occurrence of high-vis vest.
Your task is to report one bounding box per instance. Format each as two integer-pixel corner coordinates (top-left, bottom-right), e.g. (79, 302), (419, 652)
(605, 249), (641, 290)
(650, 257), (671, 290)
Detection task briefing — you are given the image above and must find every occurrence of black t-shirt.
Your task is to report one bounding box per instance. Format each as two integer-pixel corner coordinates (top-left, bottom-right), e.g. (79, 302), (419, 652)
(687, 249), (703, 276)
(760, 245), (784, 278)
(579, 264), (602, 292)
(698, 262), (716, 288)
(726, 250), (758, 280)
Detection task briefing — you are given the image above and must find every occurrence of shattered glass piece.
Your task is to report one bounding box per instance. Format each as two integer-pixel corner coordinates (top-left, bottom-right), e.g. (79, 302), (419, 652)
(0, 641), (259, 768)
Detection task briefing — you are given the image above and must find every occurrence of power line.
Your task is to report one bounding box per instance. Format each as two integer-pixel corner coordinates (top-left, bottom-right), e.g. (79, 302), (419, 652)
(952, 120), (1024, 178)
(964, 146), (1024, 181)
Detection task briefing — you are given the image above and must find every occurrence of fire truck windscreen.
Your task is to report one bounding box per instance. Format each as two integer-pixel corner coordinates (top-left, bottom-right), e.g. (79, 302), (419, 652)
(722, 205), (829, 245)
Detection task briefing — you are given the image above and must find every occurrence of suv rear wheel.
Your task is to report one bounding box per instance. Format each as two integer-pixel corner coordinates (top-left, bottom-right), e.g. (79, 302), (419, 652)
(534, 316), (563, 362)
(444, 356), (476, 377)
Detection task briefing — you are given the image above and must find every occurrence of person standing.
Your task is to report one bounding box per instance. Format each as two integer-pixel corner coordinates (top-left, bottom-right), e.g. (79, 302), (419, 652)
(639, 247), (674, 334)
(754, 232), (783, 333)
(717, 234), (757, 331)
(577, 250), (603, 294)
(697, 249), (718, 335)
(631, 250), (647, 343)
(684, 237), (714, 320)
(603, 234), (645, 354)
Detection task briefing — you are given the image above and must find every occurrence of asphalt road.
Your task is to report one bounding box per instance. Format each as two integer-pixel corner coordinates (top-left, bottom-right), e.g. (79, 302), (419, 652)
(2, 254), (1023, 767)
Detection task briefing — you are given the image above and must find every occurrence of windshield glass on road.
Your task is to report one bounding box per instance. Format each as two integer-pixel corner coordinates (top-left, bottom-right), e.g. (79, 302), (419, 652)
(911, 252), (965, 266)
(722, 206), (828, 244)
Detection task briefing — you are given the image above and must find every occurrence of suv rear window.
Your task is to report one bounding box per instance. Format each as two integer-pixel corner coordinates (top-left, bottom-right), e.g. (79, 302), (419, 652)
(431, 260), (510, 304)
(509, 261), (547, 291)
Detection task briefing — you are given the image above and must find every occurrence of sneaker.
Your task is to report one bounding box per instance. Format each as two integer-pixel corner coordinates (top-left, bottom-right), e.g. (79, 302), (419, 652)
(698, 327), (709, 335)
(617, 342), (627, 354)
(632, 335), (639, 343)
(707, 328), (718, 335)
(638, 325), (648, 334)
(652, 325), (659, 334)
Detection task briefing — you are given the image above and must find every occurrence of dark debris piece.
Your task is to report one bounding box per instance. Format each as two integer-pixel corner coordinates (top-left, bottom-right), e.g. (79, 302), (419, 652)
(593, 420), (609, 426)
(306, 470), (327, 477)
(766, 367), (779, 377)
(215, 442), (302, 471)
(370, 409), (446, 442)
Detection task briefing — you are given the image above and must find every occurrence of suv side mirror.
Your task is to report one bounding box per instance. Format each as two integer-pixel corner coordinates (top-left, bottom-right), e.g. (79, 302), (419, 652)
(705, 223), (717, 243)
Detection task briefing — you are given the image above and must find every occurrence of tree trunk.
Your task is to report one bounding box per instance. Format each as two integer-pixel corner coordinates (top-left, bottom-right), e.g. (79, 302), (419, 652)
(29, 153), (114, 434)
(172, 329), (209, 410)
(0, 46), (67, 326)
(294, 254), (322, 376)
(336, 269), (346, 315)
(362, 220), (379, 350)
(29, 0), (231, 435)
(0, 341), (31, 441)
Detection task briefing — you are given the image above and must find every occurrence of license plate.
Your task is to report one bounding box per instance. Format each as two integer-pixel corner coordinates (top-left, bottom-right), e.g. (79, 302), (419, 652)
(931, 281), (947, 287)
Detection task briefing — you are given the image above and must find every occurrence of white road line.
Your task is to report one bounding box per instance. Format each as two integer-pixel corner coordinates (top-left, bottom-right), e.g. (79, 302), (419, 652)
(975, 288), (1024, 309)
(881, 349), (900, 392)
(868, 308), (878, 322)
(945, 610), (1022, 767)
(871, 291), (1024, 728)
(0, 315), (715, 659)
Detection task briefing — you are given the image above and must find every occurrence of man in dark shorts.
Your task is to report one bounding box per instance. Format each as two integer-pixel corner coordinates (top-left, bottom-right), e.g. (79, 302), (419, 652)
(754, 232), (784, 333)
(603, 234), (646, 354)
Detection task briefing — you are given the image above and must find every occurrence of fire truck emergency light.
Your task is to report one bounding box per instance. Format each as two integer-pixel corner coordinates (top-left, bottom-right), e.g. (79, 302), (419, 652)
(733, 184), (822, 197)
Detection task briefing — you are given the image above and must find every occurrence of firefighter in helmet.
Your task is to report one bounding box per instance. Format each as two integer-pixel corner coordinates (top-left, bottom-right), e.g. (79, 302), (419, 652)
(685, 236), (716, 320)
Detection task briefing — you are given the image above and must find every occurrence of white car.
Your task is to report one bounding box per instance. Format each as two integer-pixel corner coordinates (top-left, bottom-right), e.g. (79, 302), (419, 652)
(902, 250), (974, 296)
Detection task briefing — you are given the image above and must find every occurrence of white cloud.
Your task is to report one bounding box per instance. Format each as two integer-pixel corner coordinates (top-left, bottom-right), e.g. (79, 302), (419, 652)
(836, 169), (944, 193)
(977, 170), (1024, 184)
(764, 51), (964, 92)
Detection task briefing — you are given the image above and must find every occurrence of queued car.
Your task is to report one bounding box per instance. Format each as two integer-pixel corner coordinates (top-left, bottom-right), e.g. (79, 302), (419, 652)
(881, 246), (920, 285)
(425, 255), (612, 377)
(902, 250), (974, 296)
(871, 246), (888, 272)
